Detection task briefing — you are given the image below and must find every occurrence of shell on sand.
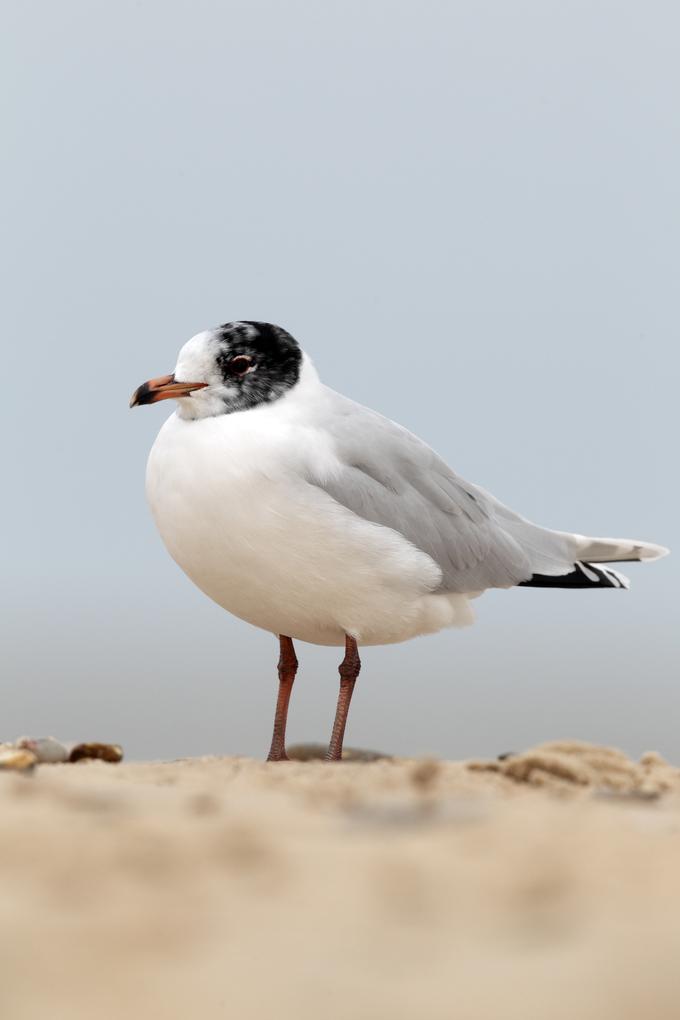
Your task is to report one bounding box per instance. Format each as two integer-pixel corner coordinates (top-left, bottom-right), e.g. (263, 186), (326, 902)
(0, 746), (38, 772)
(16, 737), (69, 763)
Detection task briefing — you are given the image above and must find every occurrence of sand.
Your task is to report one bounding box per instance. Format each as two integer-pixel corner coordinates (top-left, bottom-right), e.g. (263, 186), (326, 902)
(2, 740), (680, 1020)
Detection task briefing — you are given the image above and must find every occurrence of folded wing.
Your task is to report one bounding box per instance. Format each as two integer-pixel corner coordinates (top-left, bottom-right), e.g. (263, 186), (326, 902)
(305, 392), (666, 594)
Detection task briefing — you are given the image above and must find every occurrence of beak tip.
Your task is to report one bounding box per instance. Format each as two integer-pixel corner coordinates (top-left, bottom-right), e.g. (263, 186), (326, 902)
(129, 380), (153, 408)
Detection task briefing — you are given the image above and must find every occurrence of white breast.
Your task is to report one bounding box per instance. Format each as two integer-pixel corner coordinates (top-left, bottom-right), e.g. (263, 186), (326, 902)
(145, 375), (474, 646)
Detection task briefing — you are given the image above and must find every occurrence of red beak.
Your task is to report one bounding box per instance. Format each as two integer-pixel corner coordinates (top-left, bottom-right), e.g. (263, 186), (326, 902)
(129, 373), (208, 408)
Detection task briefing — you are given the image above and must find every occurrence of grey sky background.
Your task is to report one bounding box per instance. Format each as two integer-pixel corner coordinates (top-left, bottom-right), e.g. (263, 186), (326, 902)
(2, 0), (677, 762)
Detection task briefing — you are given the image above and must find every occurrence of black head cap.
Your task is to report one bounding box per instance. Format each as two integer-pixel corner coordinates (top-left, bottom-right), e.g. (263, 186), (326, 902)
(205, 320), (303, 415)
(217, 321), (299, 380)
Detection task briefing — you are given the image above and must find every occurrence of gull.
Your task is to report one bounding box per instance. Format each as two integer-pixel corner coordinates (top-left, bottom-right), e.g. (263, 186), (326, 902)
(130, 321), (668, 761)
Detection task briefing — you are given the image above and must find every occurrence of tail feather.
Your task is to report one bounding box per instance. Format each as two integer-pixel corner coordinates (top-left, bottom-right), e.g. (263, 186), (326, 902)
(480, 490), (668, 587)
(518, 535), (668, 590)
(568, 535), (669, 564)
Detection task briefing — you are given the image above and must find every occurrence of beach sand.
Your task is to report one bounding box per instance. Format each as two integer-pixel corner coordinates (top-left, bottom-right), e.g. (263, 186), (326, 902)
(2, 741), (680, 1019)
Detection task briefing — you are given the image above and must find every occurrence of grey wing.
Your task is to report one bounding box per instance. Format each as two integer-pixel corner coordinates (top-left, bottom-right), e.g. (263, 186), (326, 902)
(306, 395), (577, 594)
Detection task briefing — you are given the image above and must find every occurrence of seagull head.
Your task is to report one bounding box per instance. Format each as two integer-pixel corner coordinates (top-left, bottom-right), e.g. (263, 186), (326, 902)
(129, 321), (303, 419)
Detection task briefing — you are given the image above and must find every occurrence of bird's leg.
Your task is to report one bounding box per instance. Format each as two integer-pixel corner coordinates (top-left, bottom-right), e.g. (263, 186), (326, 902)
(325, 635), (361, 762)
(266, 635), (298, 762)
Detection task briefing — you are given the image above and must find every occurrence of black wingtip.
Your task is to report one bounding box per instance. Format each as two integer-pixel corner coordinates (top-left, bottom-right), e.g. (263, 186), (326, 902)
(519, 562), (629, 590)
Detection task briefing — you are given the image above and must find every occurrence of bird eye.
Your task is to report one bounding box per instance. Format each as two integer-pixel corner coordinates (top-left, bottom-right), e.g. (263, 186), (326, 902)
(228, 355), (253, 377)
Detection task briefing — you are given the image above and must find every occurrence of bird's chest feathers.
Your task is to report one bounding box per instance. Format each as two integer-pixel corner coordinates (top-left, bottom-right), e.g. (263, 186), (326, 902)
(145, 410), (334, 575)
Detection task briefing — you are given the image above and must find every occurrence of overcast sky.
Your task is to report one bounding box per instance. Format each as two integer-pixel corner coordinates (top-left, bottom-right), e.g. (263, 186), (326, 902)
(2, 0), (677, 762)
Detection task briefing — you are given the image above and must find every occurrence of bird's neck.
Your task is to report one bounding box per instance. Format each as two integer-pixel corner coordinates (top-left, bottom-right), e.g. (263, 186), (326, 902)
(293, 352), (321, 394)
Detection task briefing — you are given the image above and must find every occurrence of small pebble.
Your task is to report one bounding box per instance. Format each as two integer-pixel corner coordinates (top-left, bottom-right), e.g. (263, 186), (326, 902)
(68, 743), (124, 764)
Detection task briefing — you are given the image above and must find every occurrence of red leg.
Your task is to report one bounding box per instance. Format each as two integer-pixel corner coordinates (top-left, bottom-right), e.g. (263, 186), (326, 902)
(266, 635), (298, 762)
(325, 635), (361, 762)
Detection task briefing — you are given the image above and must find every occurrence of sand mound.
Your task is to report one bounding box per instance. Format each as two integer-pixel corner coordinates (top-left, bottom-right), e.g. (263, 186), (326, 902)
(468, 740), (678, 795)
(2, 743), (680, 1020)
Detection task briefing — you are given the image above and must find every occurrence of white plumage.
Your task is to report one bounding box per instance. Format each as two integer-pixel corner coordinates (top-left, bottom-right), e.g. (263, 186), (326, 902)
(143, 333), (666, 647)
(132, 321), (668, 761)
(146, 355), (474, 646)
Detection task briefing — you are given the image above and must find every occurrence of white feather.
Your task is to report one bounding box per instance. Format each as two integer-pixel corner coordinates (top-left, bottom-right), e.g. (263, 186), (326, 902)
(147, 357), (473, 646)
(144, 341), (667, 647)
